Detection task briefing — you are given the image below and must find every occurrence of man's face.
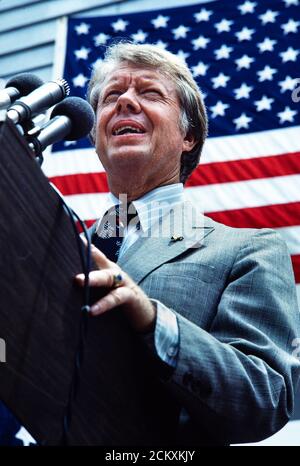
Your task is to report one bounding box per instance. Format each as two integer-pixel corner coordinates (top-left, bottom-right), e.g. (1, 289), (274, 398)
(95, 64), (194, 188)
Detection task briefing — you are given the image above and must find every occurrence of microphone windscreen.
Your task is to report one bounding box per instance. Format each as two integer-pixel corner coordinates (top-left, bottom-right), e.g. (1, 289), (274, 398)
(5, 73), (44, 96)
(50, 96), (95, 140)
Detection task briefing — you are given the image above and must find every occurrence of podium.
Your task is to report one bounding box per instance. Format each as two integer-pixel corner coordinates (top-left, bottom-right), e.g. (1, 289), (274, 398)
(0, 118), (177, 445)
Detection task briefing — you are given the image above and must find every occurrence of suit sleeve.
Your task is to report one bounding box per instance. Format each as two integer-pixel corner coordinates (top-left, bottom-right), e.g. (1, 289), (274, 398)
(147, 229), (300, 444)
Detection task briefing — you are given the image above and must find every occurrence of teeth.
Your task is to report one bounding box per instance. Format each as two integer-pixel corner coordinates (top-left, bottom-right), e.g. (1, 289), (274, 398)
(113, 125), (144, 135)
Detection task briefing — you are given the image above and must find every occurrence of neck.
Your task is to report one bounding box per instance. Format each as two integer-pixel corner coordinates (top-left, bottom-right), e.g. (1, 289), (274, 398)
(107, 172), (180, 202)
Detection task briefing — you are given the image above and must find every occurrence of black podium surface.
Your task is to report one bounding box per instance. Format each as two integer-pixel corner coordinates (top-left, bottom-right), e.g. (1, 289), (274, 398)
(0, 118), (176, 445)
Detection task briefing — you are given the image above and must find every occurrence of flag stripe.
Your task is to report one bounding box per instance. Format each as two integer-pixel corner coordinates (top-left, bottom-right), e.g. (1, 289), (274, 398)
(292, 256), (300, 283)
(50, 172), (109, 195)
(207, 202), (300, 229)
(61, 177), (300, 221)
(187, 152), (300, 186)
(51, 174), (300, 213)
(43, 149), (104, 178)
(49, 152), (300, 195)
(44, 126), (300, 179)
(185, 175), (300, 212)
(268, 226), (300, 256)
(201, 126), (300, 164)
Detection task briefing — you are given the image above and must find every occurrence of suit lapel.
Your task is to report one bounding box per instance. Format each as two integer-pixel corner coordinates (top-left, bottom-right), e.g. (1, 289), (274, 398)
(118, 201), (214, 285)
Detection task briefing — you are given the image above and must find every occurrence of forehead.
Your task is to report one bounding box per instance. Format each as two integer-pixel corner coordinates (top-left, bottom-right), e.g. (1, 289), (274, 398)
(101, 63), (176, 91)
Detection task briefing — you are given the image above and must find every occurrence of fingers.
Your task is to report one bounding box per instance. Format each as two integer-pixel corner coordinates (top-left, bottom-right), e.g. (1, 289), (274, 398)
(90, 286), (133, 316)
(90, 244), (112, 268)
(80, 236), (112, 269)
(75, 269), (119, 288)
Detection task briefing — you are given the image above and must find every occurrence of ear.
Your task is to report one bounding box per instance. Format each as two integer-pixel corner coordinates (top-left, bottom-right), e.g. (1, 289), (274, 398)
(182, 132), (197, 153)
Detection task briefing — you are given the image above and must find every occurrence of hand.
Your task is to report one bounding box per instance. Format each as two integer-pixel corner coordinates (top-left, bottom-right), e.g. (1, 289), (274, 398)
(75, 243), (156, 333)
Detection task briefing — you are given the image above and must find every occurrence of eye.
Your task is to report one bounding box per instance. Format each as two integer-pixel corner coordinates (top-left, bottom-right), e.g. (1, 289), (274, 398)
(103, 90), (121, 103)
(141, 89), (162, 97)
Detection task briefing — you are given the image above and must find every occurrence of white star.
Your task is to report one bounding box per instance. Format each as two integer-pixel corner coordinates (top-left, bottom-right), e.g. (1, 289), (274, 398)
(235, 27), (255, 41)
(64, 141), (77, 147)
(257, 65), (277, 82)
(210, 101), (229, 118)
(280, 47), (299, 63)
(259, 10), (279, 24)
(215, 44), (233, 60)
(94, 33), (110, 46)
(151, 14), (170, 28)
(283, 0), (299, 6)
(235, 54), (254, 70)
(233, 113), (253, 129)
(74, 22), (90, 35)
(15, 427), (36, 446)
(92, 58), (103, 69)
(215, 19), (234, 33)
(155, 40), (168, 50)
(192, 61), (209, 77)
(281, 19), (300, 34)
(234, 82), (253, 99)
(191, 35), (210, 50)
(254, 95), (274, 111)
(172, 25), (190, 39)
(74, 47), (90, 60)
(111, 18), (129, 32)
(211, 73), (230, 89)
(257, 37), (277, 52)
(238, 1), (257, 14)
(176, 49), (190, 63)
(277, 106), (297, 123)
(279, 76), (298, 93)
(131, 29), (148, 43)
(194, 8), (213, 22)
(73, 73), (88, 87)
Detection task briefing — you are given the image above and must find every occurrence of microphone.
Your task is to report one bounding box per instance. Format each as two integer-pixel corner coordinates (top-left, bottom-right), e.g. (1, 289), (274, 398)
(28, 96), (95, 156)
(0, 73), (44, 110)
(6, 78), (70, 124)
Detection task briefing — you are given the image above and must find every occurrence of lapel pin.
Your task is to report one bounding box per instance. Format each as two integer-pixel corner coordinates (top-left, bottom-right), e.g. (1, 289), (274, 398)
(170, 235), (184, 242)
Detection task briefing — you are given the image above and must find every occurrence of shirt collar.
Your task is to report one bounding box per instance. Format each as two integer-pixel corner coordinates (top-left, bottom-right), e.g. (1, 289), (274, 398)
(98, 183), (184, 232)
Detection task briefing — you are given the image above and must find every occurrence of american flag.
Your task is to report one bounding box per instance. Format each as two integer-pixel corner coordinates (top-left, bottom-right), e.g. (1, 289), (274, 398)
(44, 0), (300, 306)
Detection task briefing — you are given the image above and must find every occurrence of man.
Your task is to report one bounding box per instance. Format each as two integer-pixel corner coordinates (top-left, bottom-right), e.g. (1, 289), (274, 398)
(76, 42), (300, 445)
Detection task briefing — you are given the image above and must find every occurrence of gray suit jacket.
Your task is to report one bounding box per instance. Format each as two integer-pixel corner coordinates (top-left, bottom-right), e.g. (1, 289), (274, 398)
(90, 200), (300, 445)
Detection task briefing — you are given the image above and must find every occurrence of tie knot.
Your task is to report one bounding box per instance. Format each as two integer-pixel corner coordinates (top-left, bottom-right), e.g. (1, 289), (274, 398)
(97, 202), (139, 239)
(116, 202), (138, 226)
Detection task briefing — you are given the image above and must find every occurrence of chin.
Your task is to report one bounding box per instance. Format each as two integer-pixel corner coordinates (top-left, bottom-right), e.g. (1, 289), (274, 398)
(110, 148), (149, 164)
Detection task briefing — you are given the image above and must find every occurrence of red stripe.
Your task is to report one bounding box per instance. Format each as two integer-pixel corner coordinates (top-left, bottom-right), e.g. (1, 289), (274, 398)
(206, 202), (300, 229)
(291, 255), (300, 283)
(50, 172), (109, 195)
(186, 152), (300, 186)
(82, 219), (95, 229)
(50, 152), (300, 195)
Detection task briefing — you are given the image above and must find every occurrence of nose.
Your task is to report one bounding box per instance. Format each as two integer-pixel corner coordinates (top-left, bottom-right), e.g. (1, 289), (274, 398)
(116, 89), (141, 114)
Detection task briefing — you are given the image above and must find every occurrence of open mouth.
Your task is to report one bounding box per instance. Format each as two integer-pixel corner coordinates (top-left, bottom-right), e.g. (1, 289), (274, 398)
(112, 125), (146, 136)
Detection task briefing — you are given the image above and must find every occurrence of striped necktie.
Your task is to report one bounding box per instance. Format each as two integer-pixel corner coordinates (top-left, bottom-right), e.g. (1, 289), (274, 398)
(91, 203), (139, 262)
